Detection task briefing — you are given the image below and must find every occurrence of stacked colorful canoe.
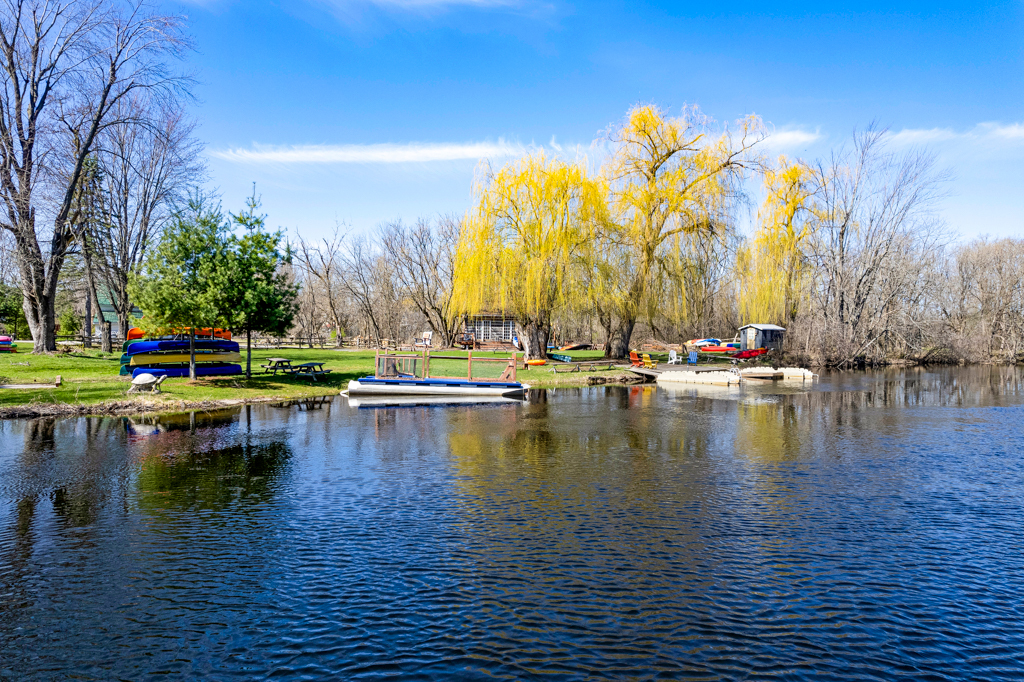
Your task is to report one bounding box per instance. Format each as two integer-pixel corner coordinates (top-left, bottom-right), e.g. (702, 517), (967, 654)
(120, 339), (242, 379)
(126, 326), (232, 342)
(0, 335), (14, 353)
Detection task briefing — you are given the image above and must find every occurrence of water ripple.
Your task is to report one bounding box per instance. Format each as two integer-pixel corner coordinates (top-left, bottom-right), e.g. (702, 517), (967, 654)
(1, 368), (1023, 679)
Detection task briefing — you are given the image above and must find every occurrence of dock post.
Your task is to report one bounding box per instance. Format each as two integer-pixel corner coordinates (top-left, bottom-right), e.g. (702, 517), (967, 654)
(468, 351), (473, 380)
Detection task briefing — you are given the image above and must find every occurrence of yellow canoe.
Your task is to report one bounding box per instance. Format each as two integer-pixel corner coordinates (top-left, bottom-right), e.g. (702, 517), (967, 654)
(130, 352), (242, 366)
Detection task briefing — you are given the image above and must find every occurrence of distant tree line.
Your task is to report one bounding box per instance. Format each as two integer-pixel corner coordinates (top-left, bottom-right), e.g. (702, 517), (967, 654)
(448, 106), (1024, 366)
(230, 105), (1024, 368)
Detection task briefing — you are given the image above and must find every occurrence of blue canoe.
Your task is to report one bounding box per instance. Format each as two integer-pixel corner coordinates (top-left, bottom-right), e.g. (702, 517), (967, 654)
(125, 339), (240, 355)
(132, 365), (243, 379)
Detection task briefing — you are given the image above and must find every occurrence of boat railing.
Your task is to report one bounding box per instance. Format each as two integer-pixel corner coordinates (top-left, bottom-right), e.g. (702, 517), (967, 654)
(374, 350), (517, 383)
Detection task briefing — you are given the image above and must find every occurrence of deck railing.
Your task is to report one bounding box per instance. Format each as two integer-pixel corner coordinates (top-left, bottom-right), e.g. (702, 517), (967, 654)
(374, 350), (517, 383)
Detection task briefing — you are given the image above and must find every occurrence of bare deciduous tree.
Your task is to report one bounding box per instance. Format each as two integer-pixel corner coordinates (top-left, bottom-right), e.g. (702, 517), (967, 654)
(295, 225), (349, 346)
(801, 130), (948, 365)
(378, 215), (459, 346)
(336, 235), (408, 347)
(936, 238), (1024, 362)
(0, 0), (190, 351)
(87, 97), (203, 339)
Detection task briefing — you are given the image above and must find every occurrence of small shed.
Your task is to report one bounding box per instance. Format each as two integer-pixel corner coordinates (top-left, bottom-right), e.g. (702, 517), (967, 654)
(739, 324), (786, 351)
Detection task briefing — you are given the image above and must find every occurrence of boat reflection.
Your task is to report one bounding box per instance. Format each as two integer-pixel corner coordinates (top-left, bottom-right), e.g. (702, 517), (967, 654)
(346, 394), (527, 409)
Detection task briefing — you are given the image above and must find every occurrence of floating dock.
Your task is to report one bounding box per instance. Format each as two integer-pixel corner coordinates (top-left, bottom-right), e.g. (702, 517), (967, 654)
(657, 370), (740, 386)
(626, 364), (817, 385)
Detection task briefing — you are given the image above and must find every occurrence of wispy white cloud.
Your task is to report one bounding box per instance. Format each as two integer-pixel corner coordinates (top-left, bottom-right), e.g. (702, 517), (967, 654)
(211, 140), (528, 164)
(763, 128), (823, 150)
(979, 122), (1024, 140)
(885, 127), (959, 145)
(886, 122), (1024, 146)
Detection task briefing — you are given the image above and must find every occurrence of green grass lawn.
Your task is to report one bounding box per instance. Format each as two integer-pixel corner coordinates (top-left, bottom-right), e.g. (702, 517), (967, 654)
(0, 343), (646, 414)
(0, 344), (371, 412)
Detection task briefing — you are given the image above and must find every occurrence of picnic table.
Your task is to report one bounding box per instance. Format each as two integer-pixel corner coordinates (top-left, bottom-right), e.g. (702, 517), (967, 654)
(291, 362), (333, 381)
(261, 357), (294, 375)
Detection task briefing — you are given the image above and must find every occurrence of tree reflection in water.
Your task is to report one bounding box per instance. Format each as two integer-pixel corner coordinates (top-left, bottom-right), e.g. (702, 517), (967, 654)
(1, 367), (1023, 680)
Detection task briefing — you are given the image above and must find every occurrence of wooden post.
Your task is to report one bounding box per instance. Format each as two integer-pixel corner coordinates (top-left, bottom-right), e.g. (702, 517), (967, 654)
(467, 350), (473, 381)
(423, 349), (429, 379)
(510, 355), (516, 382)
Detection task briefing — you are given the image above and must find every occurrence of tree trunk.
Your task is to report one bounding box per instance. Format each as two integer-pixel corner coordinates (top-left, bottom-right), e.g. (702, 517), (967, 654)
(83, 296), (92, 349)
(246, 326), (252, 379)
(78, 232), (105, 352)
(519, 319), (549, 361)
(597, 307), (614, 356)
(189, 330), (196, 381)
(604, 317), (636, 359)
(101, 321), (112, 354)
(118, 312), (132, 347)
(23, 293), (57, 354)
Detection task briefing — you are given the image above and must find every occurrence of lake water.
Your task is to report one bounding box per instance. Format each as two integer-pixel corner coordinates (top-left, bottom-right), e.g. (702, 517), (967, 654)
(2, 367), (1023, 680)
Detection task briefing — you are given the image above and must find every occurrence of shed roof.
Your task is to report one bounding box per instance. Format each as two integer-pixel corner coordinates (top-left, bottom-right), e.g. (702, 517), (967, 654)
(739, 324), (786, 331)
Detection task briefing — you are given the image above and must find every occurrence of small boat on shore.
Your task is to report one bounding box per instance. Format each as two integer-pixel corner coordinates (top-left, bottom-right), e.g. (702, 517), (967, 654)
(345, 350), (530, 398)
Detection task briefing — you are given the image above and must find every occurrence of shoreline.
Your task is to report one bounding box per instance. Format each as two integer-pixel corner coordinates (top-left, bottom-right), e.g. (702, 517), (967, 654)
(0, 369), (646, 420)
(0, 395), (294, 420)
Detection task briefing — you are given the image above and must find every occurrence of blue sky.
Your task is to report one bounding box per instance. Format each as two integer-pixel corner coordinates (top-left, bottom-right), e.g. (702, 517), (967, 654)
(166, 0), (1024, 240)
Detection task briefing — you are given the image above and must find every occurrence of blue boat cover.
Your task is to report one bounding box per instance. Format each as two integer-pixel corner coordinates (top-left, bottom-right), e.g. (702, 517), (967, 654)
(132, 365), (243, 379)
(126, 339), (240, 355)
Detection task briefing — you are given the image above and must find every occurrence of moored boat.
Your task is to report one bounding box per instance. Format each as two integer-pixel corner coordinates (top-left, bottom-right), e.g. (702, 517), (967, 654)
(347, 377), (529, 397)
(345, 350), (530, 397)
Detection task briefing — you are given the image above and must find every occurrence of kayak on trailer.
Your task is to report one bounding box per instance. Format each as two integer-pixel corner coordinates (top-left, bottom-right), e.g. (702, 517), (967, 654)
(125, 339), (240, 355)
(346, 377), (529, 397)
(129, 352), (243, 366)
(697, 345), (736, 354)
(131, 365), (243, 379)
(731, 348), (768, 360)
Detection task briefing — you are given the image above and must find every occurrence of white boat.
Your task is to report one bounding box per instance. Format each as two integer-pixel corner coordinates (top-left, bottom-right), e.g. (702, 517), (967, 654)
(345, 350), (529, 397)
(346, 376), (529, 397)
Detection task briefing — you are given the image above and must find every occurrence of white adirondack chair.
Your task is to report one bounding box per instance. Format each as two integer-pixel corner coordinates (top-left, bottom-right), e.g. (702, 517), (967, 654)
(414, 331), (433, 349)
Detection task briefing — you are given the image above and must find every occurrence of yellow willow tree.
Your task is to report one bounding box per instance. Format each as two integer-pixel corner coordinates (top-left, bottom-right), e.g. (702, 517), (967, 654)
(736, 156), (815, 324)
(595, 104), (764, 358)
(452, 154), (604, 360)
